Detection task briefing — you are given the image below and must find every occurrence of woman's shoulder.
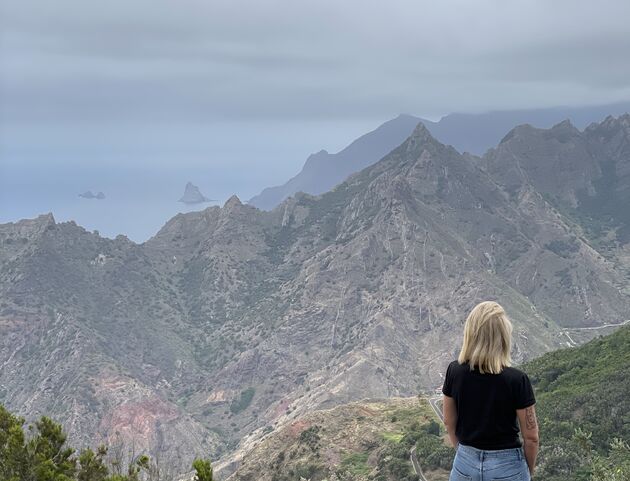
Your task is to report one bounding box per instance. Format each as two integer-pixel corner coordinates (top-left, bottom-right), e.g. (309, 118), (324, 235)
(446, 360), (468, 375)
(501, 365), (530, 381)
(447, 359), (461, 369)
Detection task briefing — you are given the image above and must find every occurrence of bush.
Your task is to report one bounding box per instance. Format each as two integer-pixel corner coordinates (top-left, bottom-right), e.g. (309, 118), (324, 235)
(230, 387), (256, 414)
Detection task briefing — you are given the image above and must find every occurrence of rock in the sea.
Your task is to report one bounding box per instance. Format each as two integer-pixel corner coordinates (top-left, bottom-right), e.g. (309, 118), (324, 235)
(79, 190), (105, 199)
(178, 181), (215, 204)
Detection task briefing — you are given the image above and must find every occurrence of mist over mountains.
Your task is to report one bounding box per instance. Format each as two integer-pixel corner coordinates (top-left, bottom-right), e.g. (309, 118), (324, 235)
(249, 101), (630, 210)
(2, 113), (630, 476)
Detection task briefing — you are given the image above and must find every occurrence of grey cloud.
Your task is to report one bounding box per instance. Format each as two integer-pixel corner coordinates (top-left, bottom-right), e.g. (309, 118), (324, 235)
(2, 0), (630, 124)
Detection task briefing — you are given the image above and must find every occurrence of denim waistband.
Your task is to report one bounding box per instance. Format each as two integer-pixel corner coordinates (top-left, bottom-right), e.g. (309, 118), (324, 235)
(458, 443), (523, 461)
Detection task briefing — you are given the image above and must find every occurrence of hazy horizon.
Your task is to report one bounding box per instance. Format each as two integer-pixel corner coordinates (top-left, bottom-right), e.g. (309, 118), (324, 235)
(3, 0), (630, 240)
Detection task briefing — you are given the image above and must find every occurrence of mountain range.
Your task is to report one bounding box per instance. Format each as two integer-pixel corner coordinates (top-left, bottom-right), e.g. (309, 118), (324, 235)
(1, 114), (630, 476)
(248, 101), (630, 210)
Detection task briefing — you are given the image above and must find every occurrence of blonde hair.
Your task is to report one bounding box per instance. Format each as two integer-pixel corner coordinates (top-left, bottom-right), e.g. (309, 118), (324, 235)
(458, 301), (513, 374)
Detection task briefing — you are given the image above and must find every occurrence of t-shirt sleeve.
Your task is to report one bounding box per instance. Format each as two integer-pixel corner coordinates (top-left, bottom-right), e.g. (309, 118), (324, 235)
(513, 372), (536, 409)
(442, 361), (454, 396)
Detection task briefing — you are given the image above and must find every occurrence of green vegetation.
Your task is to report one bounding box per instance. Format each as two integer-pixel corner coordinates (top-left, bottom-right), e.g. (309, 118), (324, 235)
(0, 404), (214, 481)
(270, 460), (322, 481)
(299, 425), (322, 453)
(252, 401), (442, 481)
(376, 438), (418, 481)
(374, 410), (452, 481)
(410, 421), (452, 472)
(543, 238), (580, 258)
(192, 458), (214, 481)
(230, 386), (256, 414)
(340, 452), (371, 476)
(380, 432), (404, 443)
(589, 438), (630, 481)
(523, 325), (630, 481)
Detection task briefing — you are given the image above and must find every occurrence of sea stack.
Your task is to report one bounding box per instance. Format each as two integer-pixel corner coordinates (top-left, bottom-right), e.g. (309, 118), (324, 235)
(79, 190), (105, 199)
(178, 182), (215, 204)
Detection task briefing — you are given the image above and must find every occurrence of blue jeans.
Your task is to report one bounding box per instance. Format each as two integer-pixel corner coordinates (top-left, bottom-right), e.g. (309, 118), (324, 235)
(449, 443), (531, 481)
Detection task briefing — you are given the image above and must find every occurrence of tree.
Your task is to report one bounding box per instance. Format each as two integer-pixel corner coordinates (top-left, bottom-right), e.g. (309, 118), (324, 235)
(0, 407), (78, 481)
(192, 458), (214, 481)
(77, 446), (109, 481)
(0, 404), (28, 481)
(1, 404), (216, 481)
(27, 415), (77, 480)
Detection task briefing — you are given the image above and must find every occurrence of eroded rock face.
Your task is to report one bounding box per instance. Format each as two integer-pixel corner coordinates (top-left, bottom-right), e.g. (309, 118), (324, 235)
(2, 116), (630, 475)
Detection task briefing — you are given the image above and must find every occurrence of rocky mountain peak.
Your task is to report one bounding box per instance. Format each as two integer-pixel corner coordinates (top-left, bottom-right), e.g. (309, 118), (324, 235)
(402, 121), (445, 154)
(223, 194), (243, 209)
(603, 113), (630, 125)
(498, 123), (536, 145)
(301, 149), (331, 174)
(220, 194), (262, 222)
(550, 118), (580, 133)
(495, 119), (581, 151)
(4, 212), (56, 238)
(38, 212), (56, 225)
(408, 121), (434, 140)
(584, 114), (630, 152)
(589, 113), (630, 134)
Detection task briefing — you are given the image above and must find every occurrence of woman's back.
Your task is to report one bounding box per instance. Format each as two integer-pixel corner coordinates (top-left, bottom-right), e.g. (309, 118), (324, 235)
(442, 360), (535, 450)
(442, 301), (539, 480)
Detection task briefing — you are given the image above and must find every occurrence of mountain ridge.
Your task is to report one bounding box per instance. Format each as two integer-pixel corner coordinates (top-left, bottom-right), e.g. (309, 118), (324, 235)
(249, 102), (630, 211)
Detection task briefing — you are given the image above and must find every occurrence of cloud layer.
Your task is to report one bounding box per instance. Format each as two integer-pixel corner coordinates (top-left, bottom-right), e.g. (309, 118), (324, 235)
(3, 0), (630, 124)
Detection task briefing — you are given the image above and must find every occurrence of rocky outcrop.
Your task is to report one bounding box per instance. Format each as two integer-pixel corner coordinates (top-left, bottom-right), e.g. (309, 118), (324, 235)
(179, 182), (215, 204)
(79, 191), (105, 199)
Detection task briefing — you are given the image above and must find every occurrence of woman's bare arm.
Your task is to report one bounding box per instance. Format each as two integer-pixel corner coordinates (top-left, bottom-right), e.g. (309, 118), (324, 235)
(442, 395), (458, 448)
(517, 404), (539, 476)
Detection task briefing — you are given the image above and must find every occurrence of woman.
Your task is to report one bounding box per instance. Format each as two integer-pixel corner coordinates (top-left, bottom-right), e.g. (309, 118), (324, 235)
(442, 301), (539, 481)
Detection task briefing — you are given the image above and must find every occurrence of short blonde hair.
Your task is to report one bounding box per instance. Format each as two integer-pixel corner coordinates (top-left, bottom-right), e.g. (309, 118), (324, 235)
(458, 301), (513, 374)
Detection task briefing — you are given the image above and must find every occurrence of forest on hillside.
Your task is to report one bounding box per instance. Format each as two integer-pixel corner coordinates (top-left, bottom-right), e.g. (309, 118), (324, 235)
(523, 325), (630, 481)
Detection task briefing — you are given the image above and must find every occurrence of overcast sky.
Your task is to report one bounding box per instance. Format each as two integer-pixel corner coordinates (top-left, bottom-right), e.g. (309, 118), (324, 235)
(2, 0), (630, 239)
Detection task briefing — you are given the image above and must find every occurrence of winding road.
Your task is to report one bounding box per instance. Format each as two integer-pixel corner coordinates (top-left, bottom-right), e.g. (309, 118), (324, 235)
(409, 396), (445, 481)
(565, 319), (630, 331)
(560, 319), (630, 346)
(428, 396), (444, 424)
(410, 445), (428, 481)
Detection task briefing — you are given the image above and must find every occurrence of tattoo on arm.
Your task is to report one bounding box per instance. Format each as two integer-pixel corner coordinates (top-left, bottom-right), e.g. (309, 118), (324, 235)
(525, 406), (537, 430)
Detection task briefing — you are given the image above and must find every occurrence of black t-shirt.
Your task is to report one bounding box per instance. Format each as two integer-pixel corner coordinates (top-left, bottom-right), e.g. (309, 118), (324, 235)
(441, 360), (536, 450)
